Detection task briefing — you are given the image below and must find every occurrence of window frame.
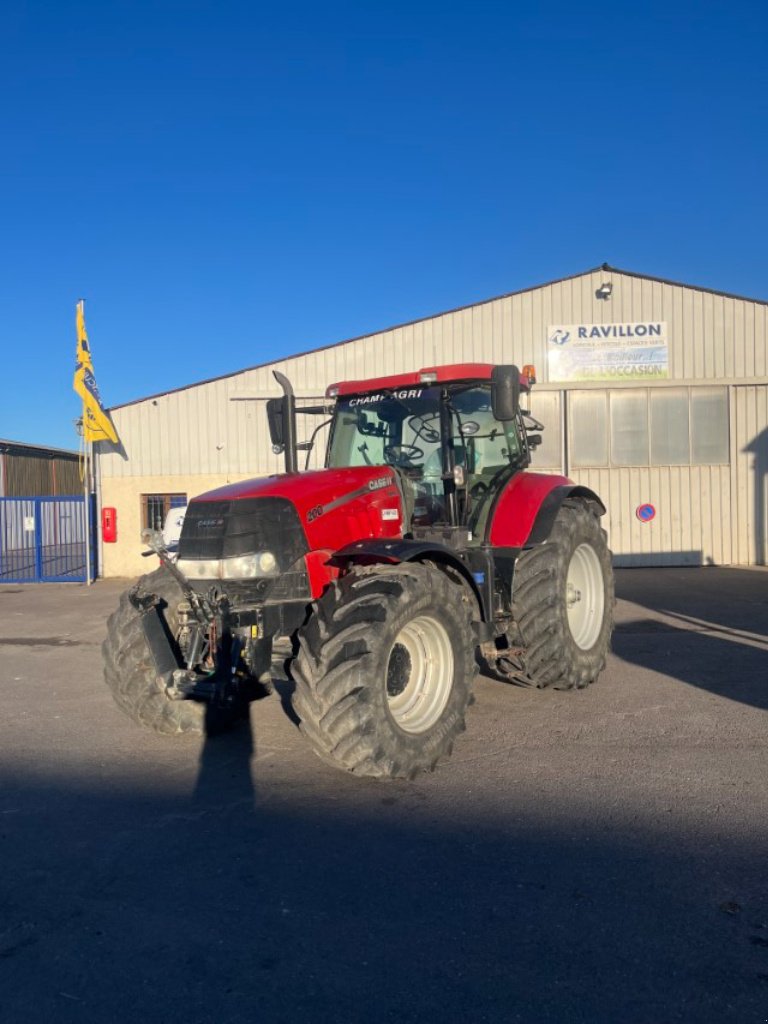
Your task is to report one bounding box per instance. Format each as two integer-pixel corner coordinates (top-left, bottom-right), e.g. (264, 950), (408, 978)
(141, 493), (188, 532)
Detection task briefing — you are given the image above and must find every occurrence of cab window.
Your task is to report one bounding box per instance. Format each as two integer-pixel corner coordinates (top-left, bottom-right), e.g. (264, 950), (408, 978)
(449, 385), (521, 487)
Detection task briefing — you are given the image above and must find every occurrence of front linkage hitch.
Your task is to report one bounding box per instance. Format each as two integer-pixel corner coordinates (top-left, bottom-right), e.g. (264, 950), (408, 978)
(130, 531), (244, 709)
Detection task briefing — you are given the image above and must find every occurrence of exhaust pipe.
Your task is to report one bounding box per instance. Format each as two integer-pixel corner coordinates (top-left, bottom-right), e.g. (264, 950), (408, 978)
(271, 371), (298, 474)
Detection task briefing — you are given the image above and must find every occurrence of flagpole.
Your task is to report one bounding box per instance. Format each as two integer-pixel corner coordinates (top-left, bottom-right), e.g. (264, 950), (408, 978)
(84, 430), (92, 586)
(74, 297), (117, 585)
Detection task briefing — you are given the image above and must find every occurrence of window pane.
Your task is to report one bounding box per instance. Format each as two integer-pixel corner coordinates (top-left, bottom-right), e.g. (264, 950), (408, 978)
(450, 386), (521, 479)
(144, 494), (166, 531)
(570, 391), (608, 468)
(610, 391), (649, 466)
(650, 389), (690, 465)
(142, 492), (188, 531)
(528, 391), (561, 469)
(691, 388), (729, 464)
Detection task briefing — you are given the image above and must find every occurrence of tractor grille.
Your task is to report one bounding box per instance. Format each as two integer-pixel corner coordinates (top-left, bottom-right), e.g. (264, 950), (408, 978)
(178, 497), (307, 572)
(196, 570), (311, 607)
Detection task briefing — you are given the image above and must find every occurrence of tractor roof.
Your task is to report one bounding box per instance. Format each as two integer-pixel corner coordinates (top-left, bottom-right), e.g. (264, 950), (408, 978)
(327, 363), (532, 398)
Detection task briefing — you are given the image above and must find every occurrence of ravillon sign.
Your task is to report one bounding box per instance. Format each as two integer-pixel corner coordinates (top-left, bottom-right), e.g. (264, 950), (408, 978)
(547, 322), (668, 382)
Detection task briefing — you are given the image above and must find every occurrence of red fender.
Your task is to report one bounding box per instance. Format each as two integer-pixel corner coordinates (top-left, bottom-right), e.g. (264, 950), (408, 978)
(488, 473), (605, 548)
(304, 549), (340, 599)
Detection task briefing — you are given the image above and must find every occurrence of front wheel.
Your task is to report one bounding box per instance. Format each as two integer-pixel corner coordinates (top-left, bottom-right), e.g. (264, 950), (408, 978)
(292, 563), (477, 778)
(511, 501), (614, 689)
(102, 567), (242, 736)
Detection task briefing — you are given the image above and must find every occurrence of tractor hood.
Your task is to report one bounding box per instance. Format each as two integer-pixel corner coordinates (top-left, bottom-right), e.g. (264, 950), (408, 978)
(186, 466), (405, 557)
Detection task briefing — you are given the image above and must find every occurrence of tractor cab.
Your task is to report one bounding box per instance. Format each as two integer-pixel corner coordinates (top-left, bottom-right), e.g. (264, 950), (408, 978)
(270, 363), (541, 542)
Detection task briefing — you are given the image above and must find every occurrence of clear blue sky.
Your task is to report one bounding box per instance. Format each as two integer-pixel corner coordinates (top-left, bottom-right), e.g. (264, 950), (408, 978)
(1, 0), (766, 449)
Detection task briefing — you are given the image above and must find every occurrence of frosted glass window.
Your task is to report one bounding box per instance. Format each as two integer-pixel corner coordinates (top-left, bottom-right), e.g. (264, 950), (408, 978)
(610, 391), (649, 466)
(650, 390), (689, 465)
(691, 388), (729, 464)
(570, 391), (608, 468)
(527, 392), (562, 469)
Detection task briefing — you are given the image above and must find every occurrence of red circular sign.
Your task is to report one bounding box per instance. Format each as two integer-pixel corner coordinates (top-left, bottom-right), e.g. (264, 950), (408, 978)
(636, 503), (656, 522)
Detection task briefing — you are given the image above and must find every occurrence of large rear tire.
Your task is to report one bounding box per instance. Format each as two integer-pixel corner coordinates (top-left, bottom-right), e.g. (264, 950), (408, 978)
(102, 567), (239, 736)
(292, 562), (476, 779)
(511, 501), (613, 689)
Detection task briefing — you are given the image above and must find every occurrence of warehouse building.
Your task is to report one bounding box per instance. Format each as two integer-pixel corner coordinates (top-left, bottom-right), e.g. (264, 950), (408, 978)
(97, 264), (768, 577)
(0, 439), (81, 497)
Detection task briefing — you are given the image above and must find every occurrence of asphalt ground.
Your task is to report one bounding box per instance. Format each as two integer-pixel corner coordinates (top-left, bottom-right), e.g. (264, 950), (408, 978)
(0, 568), (766, 1024)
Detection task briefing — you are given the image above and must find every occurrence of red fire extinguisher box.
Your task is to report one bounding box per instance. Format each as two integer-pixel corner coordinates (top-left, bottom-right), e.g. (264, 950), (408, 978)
(102, 507), (117, 543)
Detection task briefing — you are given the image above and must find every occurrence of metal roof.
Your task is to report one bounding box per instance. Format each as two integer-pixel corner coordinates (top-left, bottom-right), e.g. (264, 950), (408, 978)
(0, 439), (79, 459)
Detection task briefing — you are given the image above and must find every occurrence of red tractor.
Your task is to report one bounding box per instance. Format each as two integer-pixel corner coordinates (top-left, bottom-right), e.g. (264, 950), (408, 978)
(103, 364), (613, 778)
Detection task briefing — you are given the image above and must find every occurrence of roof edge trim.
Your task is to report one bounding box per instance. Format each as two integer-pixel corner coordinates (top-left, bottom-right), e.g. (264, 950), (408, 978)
(0, 439), (80, 459)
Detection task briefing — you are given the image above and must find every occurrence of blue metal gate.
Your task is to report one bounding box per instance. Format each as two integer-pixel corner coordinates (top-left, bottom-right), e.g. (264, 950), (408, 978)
(0, 496), (96, 583)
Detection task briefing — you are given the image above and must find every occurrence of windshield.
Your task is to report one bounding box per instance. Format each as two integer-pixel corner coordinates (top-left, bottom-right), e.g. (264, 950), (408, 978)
(328, 386), (442, 472)
(328, 383), (521, 485)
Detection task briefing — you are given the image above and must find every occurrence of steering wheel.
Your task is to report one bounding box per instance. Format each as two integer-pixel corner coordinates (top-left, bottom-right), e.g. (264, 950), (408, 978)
(407, 415), (440, 444)
(384, 443), (424, 467)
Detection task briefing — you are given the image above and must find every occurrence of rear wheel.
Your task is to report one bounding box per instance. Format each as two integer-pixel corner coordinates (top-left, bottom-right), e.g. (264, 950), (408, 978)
(511, 501), (613, 689)
(292, 562), (476, 778)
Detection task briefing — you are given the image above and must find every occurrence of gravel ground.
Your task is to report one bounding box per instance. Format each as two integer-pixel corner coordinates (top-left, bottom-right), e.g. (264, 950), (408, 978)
(0, 567), (766, 1023)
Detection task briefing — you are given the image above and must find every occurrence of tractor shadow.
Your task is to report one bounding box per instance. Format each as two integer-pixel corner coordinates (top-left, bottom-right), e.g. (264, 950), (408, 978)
(270, 638), (302, 726)
(272, 677), (301, 726)
(613, 567), (768, 710)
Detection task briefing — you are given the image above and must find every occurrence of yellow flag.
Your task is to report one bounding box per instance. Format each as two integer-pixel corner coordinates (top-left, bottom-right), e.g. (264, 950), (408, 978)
(73, 300), (119, 444)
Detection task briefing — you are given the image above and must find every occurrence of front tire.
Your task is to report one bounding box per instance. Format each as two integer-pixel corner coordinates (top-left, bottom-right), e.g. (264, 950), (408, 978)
(102, 567), (240, 736)
(511, 501), (614, 689)
(292, 563), (476, 778)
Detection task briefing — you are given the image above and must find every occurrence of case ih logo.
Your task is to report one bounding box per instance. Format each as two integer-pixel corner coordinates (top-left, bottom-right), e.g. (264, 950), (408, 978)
(197, 518), (224, 529)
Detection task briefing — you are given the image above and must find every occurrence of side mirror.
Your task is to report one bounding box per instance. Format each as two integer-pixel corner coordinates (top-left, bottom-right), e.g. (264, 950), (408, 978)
(491, 365), (521, 421)
(266, 397), (285, 450)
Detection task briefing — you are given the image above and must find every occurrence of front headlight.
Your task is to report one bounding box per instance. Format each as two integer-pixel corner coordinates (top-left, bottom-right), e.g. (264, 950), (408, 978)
(221, 552), (279, 579)
(177, 558), (221, 579)
(256, 551), (277, 574)
(177, 552), (280, 580)
(220, 554), (260, 580)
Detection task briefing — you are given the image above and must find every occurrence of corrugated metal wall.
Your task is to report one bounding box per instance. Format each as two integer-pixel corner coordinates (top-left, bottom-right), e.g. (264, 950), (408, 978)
(1, 451), (81, 497)
(732, 385), (768, 565)
(570, 465), (733, 566)
(100, 267), (768, 567)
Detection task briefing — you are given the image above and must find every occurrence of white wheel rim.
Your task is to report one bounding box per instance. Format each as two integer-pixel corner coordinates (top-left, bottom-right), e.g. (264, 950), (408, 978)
(566, 543), (605, 650)
(386, 615), (454, 734)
